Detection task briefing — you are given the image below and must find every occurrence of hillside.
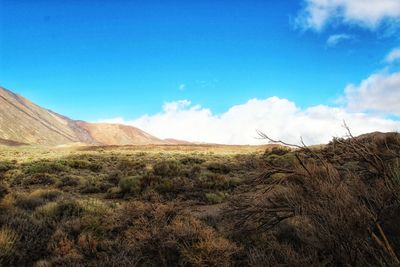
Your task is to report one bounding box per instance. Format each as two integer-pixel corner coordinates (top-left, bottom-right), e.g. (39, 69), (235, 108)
(76, 121), (164, 146)
(0, 87), (171, 146)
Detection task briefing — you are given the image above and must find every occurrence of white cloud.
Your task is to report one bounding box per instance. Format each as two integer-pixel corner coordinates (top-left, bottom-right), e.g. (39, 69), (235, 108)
(297, 0), (400, 31)
(179, 84), (186, 91)
(344, 71), (400, 115)
(326, 34), (353, 47)
(385, 48), (400, 63)
(99, 97), (400, 145)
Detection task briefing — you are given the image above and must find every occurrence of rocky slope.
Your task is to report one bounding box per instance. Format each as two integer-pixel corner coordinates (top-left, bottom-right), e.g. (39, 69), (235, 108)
(0, 87), (168, 146)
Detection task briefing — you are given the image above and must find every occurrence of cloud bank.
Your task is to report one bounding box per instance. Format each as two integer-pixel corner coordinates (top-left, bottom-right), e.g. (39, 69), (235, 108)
(100, 95), (400, 145)
(297, 0), (400, 30)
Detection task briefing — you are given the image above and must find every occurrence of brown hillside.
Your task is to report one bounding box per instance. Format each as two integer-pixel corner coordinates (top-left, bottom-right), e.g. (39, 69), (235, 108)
(76, 121), (165, 145)
(0, 87), (94, 146)
(0, 87), (176, 146)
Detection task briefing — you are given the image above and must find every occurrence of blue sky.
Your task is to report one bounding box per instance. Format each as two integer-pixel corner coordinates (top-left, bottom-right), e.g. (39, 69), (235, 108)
(1, 0), (400, 144)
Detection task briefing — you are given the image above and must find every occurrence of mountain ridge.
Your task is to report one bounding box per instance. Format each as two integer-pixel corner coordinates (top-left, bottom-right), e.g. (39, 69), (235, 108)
(0, 87), (176, 146)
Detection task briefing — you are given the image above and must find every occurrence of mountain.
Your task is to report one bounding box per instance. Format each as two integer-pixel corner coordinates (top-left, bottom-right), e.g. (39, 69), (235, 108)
(76, 121), (164, 145)
(0, 87), (168, 146)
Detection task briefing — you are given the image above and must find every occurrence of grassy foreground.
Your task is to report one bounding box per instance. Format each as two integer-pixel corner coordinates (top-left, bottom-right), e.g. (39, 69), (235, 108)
(0, 136), (399, 266)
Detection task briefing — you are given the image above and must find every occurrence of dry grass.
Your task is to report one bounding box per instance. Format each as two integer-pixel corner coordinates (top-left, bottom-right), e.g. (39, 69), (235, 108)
(0, 136), (399, 266)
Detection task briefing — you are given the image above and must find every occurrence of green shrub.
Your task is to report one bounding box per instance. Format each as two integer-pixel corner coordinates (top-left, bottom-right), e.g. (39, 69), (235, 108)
(206, 162), (231, 174)
(0, 161), (14, 173)
(199, 173), (230, 190)
(24, 161), (68, 175)
(63, 159), (102, 171)
(205, 192), (228, 204)
(118, 176), (142, 195)
(36, 200), (84, 221)
(187, 165), (202, 179)
(180, 156), (205, 165)
(153, 160), (181, 177)
(2, 169), (22, 181)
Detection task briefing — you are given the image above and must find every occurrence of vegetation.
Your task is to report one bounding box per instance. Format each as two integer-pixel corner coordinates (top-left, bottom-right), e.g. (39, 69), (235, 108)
(0, 134), (399, 266)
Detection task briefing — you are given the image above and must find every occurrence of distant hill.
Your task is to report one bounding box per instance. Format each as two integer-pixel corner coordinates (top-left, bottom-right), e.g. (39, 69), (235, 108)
(0, 87), (178, 146)
(76, 121), (164, 146)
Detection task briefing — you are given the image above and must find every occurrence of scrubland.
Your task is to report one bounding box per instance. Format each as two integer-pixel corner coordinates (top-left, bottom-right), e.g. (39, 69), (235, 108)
(0, 135), (399, 266)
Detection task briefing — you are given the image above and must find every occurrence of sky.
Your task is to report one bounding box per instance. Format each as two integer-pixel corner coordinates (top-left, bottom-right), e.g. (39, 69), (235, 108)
(1, 0), (400, 144)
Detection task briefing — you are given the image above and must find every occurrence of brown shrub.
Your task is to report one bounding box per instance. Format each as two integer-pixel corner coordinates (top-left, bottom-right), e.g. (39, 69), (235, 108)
(225, 132), (400, 266)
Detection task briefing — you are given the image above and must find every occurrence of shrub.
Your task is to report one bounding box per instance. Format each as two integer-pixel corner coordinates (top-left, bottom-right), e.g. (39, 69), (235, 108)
(0, 161), (14, 173)
(264, 146), (290, 157)
(180, 156), (205, 165)
(225, 132), (400, 266)
(15, 190), (61, 211)
(63, 159), (102, 171)
(22, 173), (56, 186)
(0, 227), (18, 263)
(80, 183), (102, 194)
(56, 175), (80, 188)
(24, 161), (68, 175)
(0, 210), (52, 266)
(199, 173), (230, 190)
(187, 165), (202, 179)
(2, 169), (22, 182)
(30, 189), (61, 201)
(15, 195), (45, 210)
(0, 183), (8, 199)
(205, 192), (228, 204)
(153, 160), (181, 177)
(36, 200), (84, 222)
(206, 162), (231, 174)
(118, 176), (142, 195)
(107, 202), (239, 266)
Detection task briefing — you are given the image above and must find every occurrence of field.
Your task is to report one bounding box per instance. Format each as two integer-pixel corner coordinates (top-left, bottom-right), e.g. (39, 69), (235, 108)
(0, 135), (399, 266)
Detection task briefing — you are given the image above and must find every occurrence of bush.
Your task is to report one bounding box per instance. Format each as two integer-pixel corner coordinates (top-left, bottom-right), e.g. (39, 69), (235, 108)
(24, 161), (68, 175)
(22, 173), (56, 186)
(153, 160), (181, 177)
(205, 192), (228, 204)
(56, 176), (80, 188)
(118, 176), (142, 195)
(30, 189), (61, 201)
(0, 210), (52, 266)
(180, 156), (205, 165)
(225, 132), (400, 266)
(0, 161), (14, 173)
(0, 183), (8, 199)
(63, 159), (102, 172)
(264, 146), (290, 157)
(0, 227), (18, 264)
(15, 195), (45, 210)
(106, 202), (239, 266)
(36, 200), (85, 222)
(206, 162), (231, 174)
